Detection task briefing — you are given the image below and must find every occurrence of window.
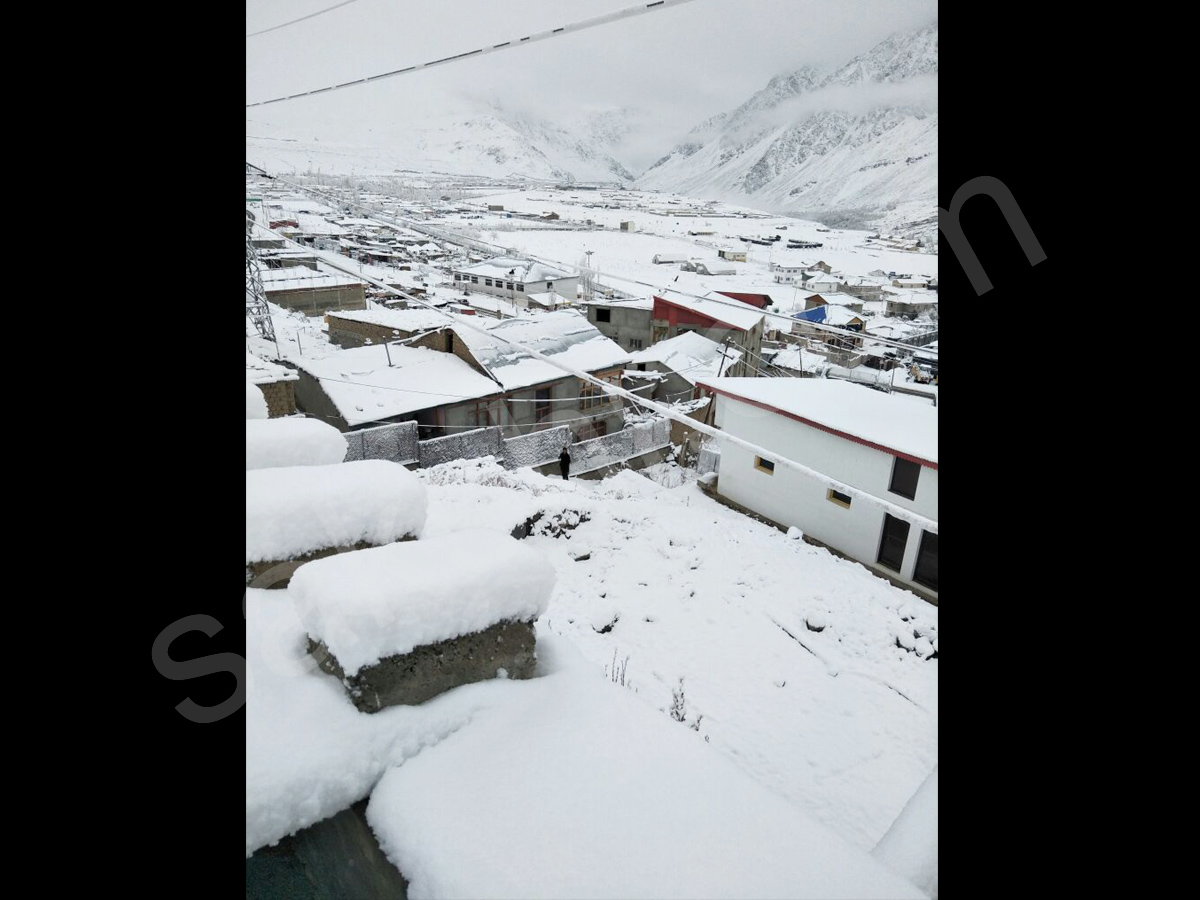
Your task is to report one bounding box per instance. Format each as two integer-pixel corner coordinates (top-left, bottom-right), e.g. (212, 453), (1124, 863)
(913, 531), (938, 591)
(546, 281), (554, 290)
(596, 308), (612, 323)
(827, 489), (852, 508)
(889, 457), (920, 500)
(629, 338), (642, 350)
(506, 282), (515, 290)
(754, 456), (775, 474)
(485, 278), (493, 287)
(877, 514), (910, 573)
(468, 400), (496, 427)
(471, 276), (479, 284)
(516, 284), (524, 292)
(580, 379), (605, 409)
(535, 387), (552, 422)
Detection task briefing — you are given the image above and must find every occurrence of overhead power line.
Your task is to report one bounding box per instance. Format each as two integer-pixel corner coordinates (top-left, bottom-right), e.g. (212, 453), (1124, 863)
(248, 172), (937, 535)
(246, 0), (701, 108)
(247, 0), (364, 38)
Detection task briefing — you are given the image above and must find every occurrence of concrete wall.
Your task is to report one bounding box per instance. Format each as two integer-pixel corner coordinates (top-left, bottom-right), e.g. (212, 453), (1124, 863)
(587, 305), (653, 352)
(713, 396), (937, 602)
(326, 315), (427, 349)
(293, 371), (351, 430)
(266, 285), (367, 316)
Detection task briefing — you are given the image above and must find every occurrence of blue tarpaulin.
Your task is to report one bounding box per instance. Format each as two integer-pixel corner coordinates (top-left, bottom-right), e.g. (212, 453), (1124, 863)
(792, 306), (827, 323)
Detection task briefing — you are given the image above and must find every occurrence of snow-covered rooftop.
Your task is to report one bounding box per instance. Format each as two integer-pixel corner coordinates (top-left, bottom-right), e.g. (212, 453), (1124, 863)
(698, 377), (937, 465)
(326, 307), (450, 334)
(245, 351), (298, 385)
(655, 289), (766, 332)
(289, 529), (554, 675)
(453, 311), (630, 391)
(260, 266), (365, 293)
(293, 343), (501, 427)
(457, 256), (572, 284)
(628, 331), (742, 384)
(245, 460), (427, 565)
(793, 305), (864, 326)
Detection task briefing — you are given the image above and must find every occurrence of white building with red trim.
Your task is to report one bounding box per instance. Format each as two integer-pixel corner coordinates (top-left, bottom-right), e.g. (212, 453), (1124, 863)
(697, 378), (938, 603)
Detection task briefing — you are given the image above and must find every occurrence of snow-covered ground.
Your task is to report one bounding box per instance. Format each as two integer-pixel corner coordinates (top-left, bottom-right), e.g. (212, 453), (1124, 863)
(247, 458), (937, 896)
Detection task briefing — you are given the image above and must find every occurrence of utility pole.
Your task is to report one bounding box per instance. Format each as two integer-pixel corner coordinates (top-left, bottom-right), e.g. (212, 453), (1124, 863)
(246, 205), (280, 358)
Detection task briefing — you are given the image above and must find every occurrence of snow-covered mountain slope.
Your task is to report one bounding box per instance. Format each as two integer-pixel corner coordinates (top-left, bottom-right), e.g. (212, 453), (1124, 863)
(248, 106), (645, 184)
(637, 23), (937, 237)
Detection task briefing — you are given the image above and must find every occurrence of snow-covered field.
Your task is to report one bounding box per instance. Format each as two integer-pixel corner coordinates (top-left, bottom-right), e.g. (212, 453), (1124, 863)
(247, 458), (937, 897)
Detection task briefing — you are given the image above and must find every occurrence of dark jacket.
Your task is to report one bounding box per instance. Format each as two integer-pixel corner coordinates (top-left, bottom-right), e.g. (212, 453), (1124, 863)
(559, 448), (571, 470)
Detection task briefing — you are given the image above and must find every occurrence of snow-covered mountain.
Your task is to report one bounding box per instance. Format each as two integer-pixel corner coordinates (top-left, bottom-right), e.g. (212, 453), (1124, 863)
(636, 23), (938, 237)
(247, 106), (646, 184)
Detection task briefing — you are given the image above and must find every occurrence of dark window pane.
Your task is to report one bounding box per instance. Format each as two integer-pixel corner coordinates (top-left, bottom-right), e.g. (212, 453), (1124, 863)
(877, 514), (910, 572)
(596, 309), (611, 323)
(913, 531), (938, 591)
(889, 458), (920, 500)
(829, 489), (852, 506)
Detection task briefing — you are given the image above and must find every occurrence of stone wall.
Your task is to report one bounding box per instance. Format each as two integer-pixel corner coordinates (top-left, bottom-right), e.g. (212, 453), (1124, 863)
(310, 618), (538, 712)
(256, 380), (297, 418)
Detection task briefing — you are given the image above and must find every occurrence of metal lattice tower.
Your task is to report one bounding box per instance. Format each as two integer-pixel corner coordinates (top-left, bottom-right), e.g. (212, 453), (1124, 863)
(246, 208), (278, 349)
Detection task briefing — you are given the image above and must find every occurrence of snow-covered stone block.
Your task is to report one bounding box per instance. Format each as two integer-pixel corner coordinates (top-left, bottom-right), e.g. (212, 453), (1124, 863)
(245, 460), (427, 588)
(246, 418), (349, 471)
(290, 529), (555, 711)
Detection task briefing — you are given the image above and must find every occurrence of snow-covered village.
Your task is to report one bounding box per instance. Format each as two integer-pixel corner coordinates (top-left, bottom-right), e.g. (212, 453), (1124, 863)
(244, 2), (937, 898)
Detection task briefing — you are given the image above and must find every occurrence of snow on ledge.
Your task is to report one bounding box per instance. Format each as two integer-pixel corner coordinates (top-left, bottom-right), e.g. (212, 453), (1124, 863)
(246, 418), (348, 471)
(246, 461), (427, 566)
(288, 529), (554, 675)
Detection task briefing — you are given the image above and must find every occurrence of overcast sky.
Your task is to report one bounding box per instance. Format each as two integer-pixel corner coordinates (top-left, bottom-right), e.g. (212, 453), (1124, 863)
(246, 0), (937, 168)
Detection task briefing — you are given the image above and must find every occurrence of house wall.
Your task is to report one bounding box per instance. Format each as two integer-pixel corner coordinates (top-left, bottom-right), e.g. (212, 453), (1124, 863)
(714, 291), (771, 309)
(256, 380), (297, 417)
(325, 316), (422, 349)
(712, 395), (938, 601)
(293, 371), (351, 430)
(265, 284), (367, 316)
(586, 305), (653, 352)
(453, 273), (580, 301)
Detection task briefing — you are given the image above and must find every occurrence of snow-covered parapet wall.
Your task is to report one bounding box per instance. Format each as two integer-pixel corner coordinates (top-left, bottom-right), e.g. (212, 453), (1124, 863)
(291, 528), (553, 678)
(342, 420), (419, 465)
(502, 425), (571, 469)
(246, 461), (427, 586)
(246, 381), (269, 420)
(246, 418), (349, 471)
(417, 427), (503, 469)
(569, 418), (671, 474)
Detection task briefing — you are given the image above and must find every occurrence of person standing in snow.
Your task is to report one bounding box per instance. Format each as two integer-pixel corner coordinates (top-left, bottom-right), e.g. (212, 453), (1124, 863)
(559, 445), (572, 481)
